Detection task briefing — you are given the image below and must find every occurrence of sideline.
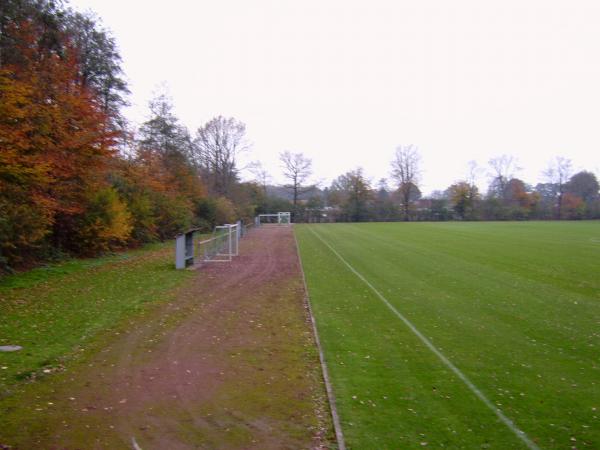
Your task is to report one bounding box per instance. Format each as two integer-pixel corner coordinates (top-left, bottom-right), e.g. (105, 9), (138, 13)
(293, 227), (346, 450)
(307, 225), (540, 450)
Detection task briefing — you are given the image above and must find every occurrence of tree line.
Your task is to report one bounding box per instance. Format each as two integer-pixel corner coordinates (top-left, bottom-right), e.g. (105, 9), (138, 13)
(279, 149), (600, 223)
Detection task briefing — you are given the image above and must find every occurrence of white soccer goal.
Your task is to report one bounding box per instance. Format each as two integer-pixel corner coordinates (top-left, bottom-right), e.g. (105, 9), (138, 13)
(197, 223), (240, 262)
(256, 212), (292, 226)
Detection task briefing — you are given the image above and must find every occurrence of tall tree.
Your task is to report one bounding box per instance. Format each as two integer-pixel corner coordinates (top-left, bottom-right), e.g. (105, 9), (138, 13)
(0, 0), (63, 68)
(566, 171), (599, 204)
(466, 160), (483, 189)
(376, 178), (390, 201)
(543, 156), (572, 219)
(561, 193), (585, 219)
(390, 145), (421, 220)
(248, 161), (271, 195)
(533, 182), (558, 218)
(280, 151), (313, 215)
(136, 93), (205, 238)
(139, 93), (193, 159)
(447, 181), (480, 220)
(1, 2), (128, 122)
(504, 178), (538, 219)
(0, 17), (119, 261)
(487, 155), (520, 200)
(565, 171), (599, 219)
(0, 69), (55, 265)
(331, 169), (373, 222)
(65, 10), (129, 121)
(194, 116), (249, 197)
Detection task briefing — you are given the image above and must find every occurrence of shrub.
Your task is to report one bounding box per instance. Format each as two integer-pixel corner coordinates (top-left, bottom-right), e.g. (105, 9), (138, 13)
(76, 187), (133, 254)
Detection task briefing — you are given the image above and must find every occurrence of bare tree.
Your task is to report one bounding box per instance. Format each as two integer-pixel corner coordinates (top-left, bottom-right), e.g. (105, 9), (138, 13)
(193, 116), (250, 196)
(390, 144), (421, 220)
(487, 155), (520, 198)
(280, 151), (313, 214)
(248, 161), (271, 195)
(544, 156), (572, 218)
(466, 160), (483, 188)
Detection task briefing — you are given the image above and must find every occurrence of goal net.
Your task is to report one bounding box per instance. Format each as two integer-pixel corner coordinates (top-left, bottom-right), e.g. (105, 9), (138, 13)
(197, 223), (239, 262)
(256, 212), (291, 226)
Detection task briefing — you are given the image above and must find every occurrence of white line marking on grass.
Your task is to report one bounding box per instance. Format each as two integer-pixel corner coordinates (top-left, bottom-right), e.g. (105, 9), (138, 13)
(308, 226), (540, 450)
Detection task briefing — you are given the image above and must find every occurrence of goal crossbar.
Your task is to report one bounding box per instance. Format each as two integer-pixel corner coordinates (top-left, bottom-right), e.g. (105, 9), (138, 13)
(198, 223), (239, 262)
(256, 212), (291, 226)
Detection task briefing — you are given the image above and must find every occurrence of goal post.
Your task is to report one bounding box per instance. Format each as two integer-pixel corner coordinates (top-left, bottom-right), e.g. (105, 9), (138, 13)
(278, 211), (291, 224)
(197, 223), (239, 262)
(256, 212), (292, 226)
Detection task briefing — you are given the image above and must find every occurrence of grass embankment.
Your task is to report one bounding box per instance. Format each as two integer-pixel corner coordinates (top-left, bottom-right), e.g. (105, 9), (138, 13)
(296, 222), (600, 449)
(0, 242), (193, 396)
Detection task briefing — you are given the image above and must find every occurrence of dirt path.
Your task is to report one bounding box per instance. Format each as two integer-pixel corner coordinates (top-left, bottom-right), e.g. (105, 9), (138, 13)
(1, 226), (334, 449)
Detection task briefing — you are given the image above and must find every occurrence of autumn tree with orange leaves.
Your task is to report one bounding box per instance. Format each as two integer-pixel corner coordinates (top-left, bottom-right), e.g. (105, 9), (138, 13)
(0, 1), (260, 272)
(1, 14), (120, 260)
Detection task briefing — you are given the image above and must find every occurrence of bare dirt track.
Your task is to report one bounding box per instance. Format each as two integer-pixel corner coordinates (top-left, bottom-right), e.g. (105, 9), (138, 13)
(1, 226), (333, 449)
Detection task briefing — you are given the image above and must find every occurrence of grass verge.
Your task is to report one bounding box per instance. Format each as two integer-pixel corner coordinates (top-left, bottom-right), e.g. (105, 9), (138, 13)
(0, 242), (194, 396)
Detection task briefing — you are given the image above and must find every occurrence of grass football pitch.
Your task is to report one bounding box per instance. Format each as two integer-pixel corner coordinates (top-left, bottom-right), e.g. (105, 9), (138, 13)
(295, 222), (600, 449)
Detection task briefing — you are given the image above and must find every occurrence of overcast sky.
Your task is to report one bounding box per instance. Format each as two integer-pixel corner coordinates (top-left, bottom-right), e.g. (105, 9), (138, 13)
(72, 0), (600, 194)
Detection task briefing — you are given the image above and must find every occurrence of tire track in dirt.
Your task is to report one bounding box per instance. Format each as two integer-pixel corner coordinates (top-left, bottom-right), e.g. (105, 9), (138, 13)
(111, 229), (283, 448)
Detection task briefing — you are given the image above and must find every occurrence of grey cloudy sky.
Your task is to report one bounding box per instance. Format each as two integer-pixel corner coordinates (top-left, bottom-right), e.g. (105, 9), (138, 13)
(73, 0), (600, 194)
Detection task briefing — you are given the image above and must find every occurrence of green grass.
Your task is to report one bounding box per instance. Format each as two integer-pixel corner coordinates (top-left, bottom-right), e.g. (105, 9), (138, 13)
(0, 242), (194, 395)
(295, 221), (600, 449)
